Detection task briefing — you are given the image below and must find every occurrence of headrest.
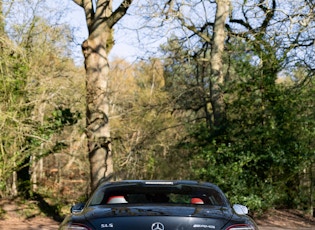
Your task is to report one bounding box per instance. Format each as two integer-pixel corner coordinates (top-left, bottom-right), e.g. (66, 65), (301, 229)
(190, 197), (204, 204)
(107, 196), (128, 204)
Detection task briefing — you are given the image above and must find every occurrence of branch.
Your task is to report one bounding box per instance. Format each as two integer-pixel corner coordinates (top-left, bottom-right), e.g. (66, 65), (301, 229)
(72, 0), (94, 32)
(259, 0), (276, 30)
(229, 19), (252, 31)
(72, 0), (83, 7)
(177, 14), (211, 43)
(107, 0), (133, 28)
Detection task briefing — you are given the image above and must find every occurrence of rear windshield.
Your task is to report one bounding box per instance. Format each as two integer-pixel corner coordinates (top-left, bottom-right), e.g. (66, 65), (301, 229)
(88, 184), (226, 207)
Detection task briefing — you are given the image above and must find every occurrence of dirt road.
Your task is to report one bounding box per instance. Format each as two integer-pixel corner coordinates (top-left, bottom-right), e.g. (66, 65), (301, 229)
(260, 228), (315, 230)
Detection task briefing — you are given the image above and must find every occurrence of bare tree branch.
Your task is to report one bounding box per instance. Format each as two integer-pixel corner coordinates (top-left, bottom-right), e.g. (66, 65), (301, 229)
(108, 0), (133, 28)
(72, 0), (94, 32)
(177, 14), (211, 44)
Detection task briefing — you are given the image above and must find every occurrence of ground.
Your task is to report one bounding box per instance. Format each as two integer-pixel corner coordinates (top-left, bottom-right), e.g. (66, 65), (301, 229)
(255, 209), (315, 230)
(1, 199), (315, 229)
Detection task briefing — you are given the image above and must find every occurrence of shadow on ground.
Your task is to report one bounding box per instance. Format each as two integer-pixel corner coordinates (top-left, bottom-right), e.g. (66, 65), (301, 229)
(31, 193), (63, 222)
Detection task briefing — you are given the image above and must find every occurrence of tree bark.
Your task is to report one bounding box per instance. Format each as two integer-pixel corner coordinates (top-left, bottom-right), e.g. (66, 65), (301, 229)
(82, 30), (112, 191)
(209, 0), (230, 132)
(73, 0), (133, 191)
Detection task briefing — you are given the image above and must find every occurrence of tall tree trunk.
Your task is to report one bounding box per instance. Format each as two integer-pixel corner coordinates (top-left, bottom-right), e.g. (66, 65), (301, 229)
(73, 0), (133, 191)
(83, 29), (113, 191)
(209, 0), (230, 132)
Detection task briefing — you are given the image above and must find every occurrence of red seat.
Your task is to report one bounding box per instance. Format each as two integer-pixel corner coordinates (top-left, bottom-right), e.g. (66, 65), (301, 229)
(190, 197), (204, 204)
(107, 196), (128, 204)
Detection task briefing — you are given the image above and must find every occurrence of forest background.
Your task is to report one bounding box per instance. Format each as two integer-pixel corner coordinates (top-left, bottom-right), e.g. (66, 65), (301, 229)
(1, 0), (315, 218)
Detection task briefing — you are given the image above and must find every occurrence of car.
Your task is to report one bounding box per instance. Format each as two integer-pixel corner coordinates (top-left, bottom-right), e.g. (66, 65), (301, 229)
(59, 180), (259, 230)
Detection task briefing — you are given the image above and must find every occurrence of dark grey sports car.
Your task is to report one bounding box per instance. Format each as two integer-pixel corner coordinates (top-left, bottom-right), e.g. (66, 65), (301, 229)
(59, 180), (259, 230)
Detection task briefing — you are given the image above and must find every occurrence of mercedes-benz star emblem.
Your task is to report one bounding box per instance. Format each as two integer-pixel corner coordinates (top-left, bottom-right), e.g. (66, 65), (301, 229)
(151, 222), (165, 230)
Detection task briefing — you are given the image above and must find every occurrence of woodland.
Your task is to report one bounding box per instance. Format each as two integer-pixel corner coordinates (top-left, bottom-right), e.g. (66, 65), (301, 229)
(1, 0), (315, 218)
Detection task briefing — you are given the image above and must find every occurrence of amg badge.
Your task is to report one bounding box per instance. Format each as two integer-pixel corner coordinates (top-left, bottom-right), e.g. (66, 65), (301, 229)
(193, 224), (215, 229)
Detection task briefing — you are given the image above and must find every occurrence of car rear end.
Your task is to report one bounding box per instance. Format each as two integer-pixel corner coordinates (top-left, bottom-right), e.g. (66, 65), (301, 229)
(59, 180), (258, 230)
(60, 204), (258, 230)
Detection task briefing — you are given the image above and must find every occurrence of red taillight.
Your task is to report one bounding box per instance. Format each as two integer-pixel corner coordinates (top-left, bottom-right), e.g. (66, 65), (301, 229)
(63, 223), (91, 230)
(226, 224), (256, 230)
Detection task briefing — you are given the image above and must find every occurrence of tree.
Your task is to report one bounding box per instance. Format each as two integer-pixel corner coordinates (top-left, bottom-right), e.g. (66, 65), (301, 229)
(72, 0), (133, 191)
(162, 0), (231, 132)
(154, 0), (315, 211)
(209, 0), (230, 132)
(108, 58), (187, 179)
(0, 0), (4, 34)
(0, 37), (30, 196)
(0, 0), (87, 198)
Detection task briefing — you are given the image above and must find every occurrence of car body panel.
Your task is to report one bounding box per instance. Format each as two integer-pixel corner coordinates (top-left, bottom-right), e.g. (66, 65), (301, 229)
(82, 205), (232, 229)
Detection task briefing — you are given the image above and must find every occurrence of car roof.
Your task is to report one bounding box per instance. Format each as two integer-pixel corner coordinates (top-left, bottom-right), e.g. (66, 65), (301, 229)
(97, 179), (222, 191)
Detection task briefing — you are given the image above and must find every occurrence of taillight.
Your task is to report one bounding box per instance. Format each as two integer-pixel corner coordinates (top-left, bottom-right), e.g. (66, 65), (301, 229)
(62, 223), (92, 230)
(226, 224), (256, 230)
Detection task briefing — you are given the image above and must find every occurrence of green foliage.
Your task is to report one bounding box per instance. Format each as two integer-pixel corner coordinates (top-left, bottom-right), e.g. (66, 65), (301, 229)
(0, 37), (31, 197)
(158, 32), (315, 212)
(190, 64), (315, 212)
(49, 107), (81, 130)
(0, 12), (86, 198)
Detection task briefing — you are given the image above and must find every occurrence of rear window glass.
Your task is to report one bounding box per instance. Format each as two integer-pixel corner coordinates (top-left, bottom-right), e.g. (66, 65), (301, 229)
(88, 184), (226, 206)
